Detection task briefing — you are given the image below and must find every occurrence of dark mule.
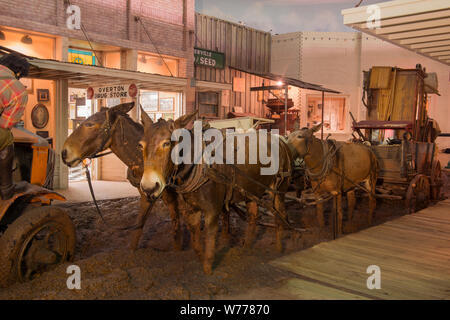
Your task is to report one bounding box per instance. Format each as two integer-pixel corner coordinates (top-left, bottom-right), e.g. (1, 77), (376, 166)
(139, 110), (293, 274)
(61, 102), (184, 250)
(288, 123), (378, 235)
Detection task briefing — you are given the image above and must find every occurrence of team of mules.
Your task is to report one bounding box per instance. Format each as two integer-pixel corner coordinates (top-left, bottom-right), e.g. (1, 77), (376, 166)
(62, 102), (379, 274)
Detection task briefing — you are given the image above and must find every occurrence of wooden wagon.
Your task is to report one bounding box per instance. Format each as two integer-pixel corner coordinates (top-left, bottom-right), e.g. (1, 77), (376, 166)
(352, 64), (443, 212)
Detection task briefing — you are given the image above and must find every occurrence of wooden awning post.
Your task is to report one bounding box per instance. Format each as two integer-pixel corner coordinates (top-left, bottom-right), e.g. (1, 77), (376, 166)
(285, 84), (288, 135)
(321, 90), (324, 140)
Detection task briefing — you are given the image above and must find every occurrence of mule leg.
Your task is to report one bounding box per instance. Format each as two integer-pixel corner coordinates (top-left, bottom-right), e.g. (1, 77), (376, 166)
(185, 210), (203, 259)
(274, 194), (287, 253)
(347, 190), (356, 222)
(316, 202), (325, 227)
(336, 193), (343, 236)
(203, 209), (219, 275)
(130, 193), (154, 250)
(161, 190), (183, 251)
(221, 210), (231, 243)
(365, 180), (376, 226)
(244, 201), (258, 249)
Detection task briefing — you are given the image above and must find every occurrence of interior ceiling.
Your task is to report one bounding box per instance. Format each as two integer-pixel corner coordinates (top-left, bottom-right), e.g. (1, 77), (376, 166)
(342, 0), (450, 66)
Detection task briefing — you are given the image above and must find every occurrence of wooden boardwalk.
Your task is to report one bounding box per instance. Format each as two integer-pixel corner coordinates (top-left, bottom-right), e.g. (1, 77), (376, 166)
(270, 199), (450, 300)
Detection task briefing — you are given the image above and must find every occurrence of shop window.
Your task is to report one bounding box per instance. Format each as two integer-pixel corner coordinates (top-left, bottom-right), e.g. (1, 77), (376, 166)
(140, 91), (176, 121)
(0, 27), (55, 59)
(137, 52), (178, 76)
(198, 92), (219, 118)
(307, 96), (346, 132)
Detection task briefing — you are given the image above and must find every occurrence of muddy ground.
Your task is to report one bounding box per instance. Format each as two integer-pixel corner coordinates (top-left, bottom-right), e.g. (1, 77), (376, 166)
(1, 172), (449, 300)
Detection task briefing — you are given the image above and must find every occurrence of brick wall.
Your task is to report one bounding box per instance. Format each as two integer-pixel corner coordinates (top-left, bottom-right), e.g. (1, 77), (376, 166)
(0, 0), (195, 77)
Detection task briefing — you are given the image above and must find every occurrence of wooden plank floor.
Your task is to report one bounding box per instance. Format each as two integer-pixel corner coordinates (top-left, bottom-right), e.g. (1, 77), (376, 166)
(271, 199), (450, 300)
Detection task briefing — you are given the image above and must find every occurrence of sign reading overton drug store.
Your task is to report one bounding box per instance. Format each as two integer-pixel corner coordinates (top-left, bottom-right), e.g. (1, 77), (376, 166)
(194, 47), (225, 69)
(87, 84), (137, 100)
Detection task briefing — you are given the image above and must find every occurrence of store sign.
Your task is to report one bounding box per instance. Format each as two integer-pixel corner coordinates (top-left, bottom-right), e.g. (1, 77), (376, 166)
(194, 47), (224, 69)
(87, 84), (137, 100)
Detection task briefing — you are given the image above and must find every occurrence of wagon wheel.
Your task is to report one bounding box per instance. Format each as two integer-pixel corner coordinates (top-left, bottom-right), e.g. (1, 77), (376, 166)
(430, 160), (442, 200)
(0, 206), (76, 287)
(405, 174), (430, 214)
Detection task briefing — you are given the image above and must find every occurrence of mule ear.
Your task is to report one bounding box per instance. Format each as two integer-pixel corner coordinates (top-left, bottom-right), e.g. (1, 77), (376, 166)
(173, 111), (198, 129)
(140, 104), (153, 127)
(311, 122), (323, 133)
(110, 102), (135, 115)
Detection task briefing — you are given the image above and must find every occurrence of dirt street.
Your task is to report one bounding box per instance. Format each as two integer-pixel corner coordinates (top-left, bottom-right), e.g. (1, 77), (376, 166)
(0, 172), (448, 299)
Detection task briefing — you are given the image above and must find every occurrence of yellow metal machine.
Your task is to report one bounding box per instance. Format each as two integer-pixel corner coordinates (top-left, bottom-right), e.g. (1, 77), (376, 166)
(0, 127), (75, 287)
(362, 64), (440, 142)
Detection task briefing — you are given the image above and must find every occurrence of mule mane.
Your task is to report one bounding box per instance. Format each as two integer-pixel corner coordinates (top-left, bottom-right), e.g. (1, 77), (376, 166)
(118, 112), (144, 134)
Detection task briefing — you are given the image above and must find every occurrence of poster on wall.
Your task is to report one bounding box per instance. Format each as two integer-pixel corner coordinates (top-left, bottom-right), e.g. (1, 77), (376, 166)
(87, 84), (137, 100)
(68, 48), (96, 65)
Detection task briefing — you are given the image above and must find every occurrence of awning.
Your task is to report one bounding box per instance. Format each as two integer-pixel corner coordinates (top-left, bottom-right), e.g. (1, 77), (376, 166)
(192, 79), (232, 92)
(342, 0), (450, 66)
(230, 66), (340, 93)
(28, 58), (188, 91)
(0, 46), (188, 91)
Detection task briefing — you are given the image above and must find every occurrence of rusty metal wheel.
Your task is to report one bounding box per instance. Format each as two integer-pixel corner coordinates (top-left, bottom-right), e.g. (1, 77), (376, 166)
(405, 174), (430, 214)
(430, 160), (442, 201)
(0, 206), (75, 287)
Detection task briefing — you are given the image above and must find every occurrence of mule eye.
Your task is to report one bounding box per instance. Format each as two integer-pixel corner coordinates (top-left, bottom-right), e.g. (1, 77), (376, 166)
(84, 122), (95, 128)
(297, 135), (302, 139)
(163, 141), (171, 148)
(138, 142), (144, 150)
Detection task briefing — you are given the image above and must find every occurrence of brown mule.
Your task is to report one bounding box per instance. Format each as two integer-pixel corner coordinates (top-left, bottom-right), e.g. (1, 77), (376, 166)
(139, 110), (293, 274)
(288, 123), (378, 235)
(61, 102), (184, 251)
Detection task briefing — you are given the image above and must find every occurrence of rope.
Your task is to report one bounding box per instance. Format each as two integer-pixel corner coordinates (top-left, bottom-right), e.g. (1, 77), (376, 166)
(66, 0), (103, 66)
(136, 16), (174, 77)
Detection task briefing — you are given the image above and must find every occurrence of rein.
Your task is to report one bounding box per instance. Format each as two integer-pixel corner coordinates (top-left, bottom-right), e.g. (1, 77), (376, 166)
(303, 137), (342, 193)
(80, 114), (149, 231)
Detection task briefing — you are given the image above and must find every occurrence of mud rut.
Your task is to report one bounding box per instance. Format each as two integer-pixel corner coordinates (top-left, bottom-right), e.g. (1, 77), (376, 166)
(1, 174), (448, 299)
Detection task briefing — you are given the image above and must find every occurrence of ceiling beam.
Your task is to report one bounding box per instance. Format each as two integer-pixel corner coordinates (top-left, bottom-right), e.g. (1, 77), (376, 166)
(429, 50), (450, 57)
(387, 26), (450, 40)
(375, 17), (450, 35)
(420, 45), (450, 53)
(342, 0), (450, 24)
(355, 9), (450, 29)
(400, 33), (450, 45)
(410, 39), (450, 49)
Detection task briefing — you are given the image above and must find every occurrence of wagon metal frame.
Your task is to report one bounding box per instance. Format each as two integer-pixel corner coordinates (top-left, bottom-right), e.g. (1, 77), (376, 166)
(352, 65), (443, 212)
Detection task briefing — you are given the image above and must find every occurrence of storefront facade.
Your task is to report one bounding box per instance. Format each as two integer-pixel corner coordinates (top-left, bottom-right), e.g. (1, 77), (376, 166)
(0, 0), (195, 189)
(193, 13), (272, 119)
(272, 30), (450, 141)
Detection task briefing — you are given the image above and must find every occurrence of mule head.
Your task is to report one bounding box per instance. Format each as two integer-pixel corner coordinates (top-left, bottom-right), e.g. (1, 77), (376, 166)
(287, 122), (322, 158)
(139, 109), (197, 198)
(62, 102), (135, 167)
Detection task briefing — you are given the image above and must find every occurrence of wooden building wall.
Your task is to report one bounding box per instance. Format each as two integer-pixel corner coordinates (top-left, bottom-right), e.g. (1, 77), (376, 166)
(194, 13), (272, 118)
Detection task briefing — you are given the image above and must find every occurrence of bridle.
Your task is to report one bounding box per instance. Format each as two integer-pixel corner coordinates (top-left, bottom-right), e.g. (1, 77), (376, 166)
(77, 112), (139, 230)
(293, 130), (340, 186)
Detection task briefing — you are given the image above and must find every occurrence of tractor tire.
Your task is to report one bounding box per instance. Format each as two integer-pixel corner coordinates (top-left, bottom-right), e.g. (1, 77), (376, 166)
(0, 206), (76, 287)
